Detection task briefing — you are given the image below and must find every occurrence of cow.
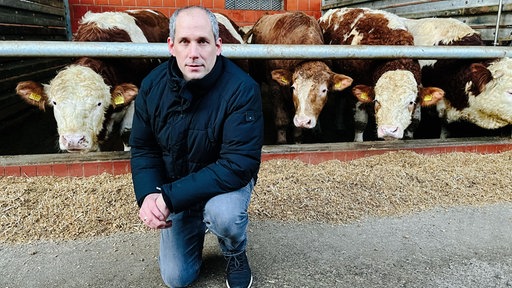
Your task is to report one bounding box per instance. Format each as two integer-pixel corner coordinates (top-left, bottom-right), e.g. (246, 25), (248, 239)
(15, 9), (169, 153)
(403, 17), (512, 139)
(215, 12), (245, 43)
(214, 12), (249, 72)
(247, 11), (353, 144)
(319, 8), (445, 142)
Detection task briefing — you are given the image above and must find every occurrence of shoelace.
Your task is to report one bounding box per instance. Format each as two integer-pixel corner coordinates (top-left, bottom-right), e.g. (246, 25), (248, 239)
(226, 254), (245, 272)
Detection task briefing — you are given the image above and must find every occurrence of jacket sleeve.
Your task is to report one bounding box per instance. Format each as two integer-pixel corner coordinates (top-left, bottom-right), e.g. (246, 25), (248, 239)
(162, 78), (264, 213)
(129, 80), (167, 207)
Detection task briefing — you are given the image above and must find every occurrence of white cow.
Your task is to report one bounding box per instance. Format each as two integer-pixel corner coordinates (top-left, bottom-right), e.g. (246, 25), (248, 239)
(319, 8), (445, 141)
(15, 9), (169, 152)
(404, 17), (512, 138)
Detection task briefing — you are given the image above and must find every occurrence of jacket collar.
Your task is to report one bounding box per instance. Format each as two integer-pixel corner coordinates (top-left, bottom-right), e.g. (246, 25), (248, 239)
(168, 56), (224, 98)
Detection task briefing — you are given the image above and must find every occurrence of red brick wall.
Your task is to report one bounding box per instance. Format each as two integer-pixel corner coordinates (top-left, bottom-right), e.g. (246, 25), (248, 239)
(68, 0), (322, 33)
(3, 141), (512, 177)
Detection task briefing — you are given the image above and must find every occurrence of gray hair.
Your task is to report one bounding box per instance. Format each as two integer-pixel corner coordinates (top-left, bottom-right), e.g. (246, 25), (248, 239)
(169, 6), (219, 42)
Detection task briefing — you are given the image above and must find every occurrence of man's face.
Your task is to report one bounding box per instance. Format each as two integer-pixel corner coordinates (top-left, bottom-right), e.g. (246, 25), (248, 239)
(168, 8), (222, 81)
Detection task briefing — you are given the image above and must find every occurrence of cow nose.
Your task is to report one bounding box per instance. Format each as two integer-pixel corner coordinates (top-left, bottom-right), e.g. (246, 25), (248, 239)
(377, 125), (403, 140)
(61, 134), (87, 150)
(294, 115), (314, 128)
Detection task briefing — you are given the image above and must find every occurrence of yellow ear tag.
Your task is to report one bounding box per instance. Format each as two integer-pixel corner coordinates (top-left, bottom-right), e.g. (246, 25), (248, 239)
(114, 94), (125, 105)
(28, 93), (42, 102)
(335, 82), (342, 89)
(360, 92), (368, 100)
(424, 94), (433, 102)
(281, 77), (288, 84)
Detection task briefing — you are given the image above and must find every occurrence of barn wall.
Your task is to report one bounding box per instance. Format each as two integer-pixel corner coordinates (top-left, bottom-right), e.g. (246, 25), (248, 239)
(321, 0), (512, 44)
(67, 0), (322, 32)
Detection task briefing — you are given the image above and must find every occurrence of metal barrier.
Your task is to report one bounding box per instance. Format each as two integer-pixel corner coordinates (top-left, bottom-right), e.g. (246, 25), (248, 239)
(1, 40), (512, 59)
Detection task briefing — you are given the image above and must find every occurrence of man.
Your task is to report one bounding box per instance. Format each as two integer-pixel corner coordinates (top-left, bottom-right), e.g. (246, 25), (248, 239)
(129, 6), (263, 288)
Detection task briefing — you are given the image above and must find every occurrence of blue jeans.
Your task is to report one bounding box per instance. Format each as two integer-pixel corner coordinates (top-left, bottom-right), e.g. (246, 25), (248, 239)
(159, 179), (254, 288)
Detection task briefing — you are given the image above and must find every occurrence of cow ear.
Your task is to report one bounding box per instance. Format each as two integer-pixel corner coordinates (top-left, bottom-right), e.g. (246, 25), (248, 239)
(331, 73), (353, 91)
(352, 85), (374, 103)
(111, 83), (138, 108)
(15, 81), (49, 111)
(470, 63), (493, 93)
(418, 87), (445, 107)
(271, 69), (293, 86)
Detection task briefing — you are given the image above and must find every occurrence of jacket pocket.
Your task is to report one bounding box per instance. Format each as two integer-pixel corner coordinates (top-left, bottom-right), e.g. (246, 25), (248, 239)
(188, 127), (218, 163)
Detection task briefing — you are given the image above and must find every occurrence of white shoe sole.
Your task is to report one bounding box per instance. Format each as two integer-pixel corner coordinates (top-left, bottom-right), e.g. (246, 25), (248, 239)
(226, 275), (253, 288)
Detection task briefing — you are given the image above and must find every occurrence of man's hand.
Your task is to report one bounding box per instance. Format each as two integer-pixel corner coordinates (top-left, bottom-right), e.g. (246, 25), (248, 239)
(139, 193), (172, 229)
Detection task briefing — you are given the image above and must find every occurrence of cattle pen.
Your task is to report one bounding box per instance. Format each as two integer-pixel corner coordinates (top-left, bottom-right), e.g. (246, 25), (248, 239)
(2, 0), (512, 175)
(2, 41), (512, 175)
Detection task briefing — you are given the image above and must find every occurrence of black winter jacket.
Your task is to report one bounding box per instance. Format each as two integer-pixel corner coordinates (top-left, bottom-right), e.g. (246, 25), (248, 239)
(129, 55), (264, 213)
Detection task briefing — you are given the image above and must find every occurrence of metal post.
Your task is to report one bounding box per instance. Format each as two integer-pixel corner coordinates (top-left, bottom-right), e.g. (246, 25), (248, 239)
(494, 0), (504, 46)
(63, 0), (73, 41)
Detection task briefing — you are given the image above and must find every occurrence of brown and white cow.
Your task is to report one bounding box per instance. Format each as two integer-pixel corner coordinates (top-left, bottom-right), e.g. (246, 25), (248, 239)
(247, 11), (353, 144)
(214, 12), (250, 72)
(15, 9), (169, 153)
(403, 17), (512, 138)
(215, 12), (245, 44)
(319, 8), (444, 141)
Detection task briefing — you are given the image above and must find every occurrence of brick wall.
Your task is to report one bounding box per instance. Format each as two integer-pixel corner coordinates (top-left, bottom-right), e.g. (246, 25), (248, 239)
(68, 0), (322, 33)
(3, 139), (512, 177)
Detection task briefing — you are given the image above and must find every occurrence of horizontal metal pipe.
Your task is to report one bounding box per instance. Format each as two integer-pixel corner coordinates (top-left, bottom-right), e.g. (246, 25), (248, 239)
(1, 40), (511, 59)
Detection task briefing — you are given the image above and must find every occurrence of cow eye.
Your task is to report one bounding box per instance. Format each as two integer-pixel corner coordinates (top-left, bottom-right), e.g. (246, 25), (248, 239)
(321, 88), (327, 93)
(97, 102), (102, 107)
(408, 101), (416, 112)
(290, 86), (295, 92)
(52, 101), (57, 106)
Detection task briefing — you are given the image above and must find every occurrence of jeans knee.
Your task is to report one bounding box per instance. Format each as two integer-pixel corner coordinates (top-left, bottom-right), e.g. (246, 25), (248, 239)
(160, 263), (199, 288)
(205, 207), (247, 236)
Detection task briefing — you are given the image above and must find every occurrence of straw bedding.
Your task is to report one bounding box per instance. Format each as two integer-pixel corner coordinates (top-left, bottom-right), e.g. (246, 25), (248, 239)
(1, 150), (511, 243)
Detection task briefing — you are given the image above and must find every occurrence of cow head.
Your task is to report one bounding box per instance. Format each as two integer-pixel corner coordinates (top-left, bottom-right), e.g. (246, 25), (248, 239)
(450, 58), (512, 129)
(16, 65), (137, 153)
(353, 70), (444, 140)
(271, 61), (353, 129)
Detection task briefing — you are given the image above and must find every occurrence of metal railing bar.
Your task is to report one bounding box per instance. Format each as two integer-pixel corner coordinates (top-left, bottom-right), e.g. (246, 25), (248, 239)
(1, 41), (510, 59)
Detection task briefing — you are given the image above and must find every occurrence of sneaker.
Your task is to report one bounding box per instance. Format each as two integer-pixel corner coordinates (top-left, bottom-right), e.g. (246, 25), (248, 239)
(225, 251), (253, 288)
